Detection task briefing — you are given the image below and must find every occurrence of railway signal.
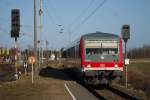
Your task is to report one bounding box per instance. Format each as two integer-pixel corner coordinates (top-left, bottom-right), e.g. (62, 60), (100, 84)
(10, 9), (20, 80)
(121, 24), (130, 88)
(122, 25), (130, 42)
(11, 9), (20, 39)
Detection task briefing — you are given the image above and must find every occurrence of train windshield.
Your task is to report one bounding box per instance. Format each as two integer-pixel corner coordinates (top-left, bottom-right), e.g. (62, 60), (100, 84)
(85, 40), (120, 62)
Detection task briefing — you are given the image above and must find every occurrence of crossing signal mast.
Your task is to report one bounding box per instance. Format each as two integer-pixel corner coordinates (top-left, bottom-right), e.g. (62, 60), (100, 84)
(11, 9), (20, 79)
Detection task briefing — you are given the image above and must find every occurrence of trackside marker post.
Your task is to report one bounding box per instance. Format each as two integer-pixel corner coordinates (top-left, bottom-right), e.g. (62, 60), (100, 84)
(28, 56), (35, 83)
(23, 62), (28, 75)
(32, 63), (34, 83)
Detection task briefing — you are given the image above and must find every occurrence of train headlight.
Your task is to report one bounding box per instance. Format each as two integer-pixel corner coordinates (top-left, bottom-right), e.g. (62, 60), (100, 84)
(114, 64), (118, 68)
(87, 64), (91, 68)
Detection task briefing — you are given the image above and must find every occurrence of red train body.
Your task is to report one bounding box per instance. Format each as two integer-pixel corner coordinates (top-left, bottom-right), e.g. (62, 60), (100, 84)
(62, 32), (123, 84)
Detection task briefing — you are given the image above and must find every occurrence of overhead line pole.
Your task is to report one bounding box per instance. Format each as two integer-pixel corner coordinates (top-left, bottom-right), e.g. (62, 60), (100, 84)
(39, 0), (43, 69)
(46, 40), (48, 65)
(34, 0), (38, 79)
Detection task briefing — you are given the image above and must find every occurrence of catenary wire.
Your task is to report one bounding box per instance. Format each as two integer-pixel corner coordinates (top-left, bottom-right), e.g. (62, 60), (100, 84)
(71, 0), (107, 33)
(68, 0), (95, 31)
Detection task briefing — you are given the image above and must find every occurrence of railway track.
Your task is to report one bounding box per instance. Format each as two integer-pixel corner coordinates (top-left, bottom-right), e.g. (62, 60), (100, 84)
(0, 63), (19, 82)
(84, 84), (141, 100)
(61, 64), (143, 100)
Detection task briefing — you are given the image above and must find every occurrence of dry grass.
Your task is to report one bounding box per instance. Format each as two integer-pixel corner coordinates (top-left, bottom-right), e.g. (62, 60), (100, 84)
(120, 60), (150, 99)
(0, 72), (72, 100)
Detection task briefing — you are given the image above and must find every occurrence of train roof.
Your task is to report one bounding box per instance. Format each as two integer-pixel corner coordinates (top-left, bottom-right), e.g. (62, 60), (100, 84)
(82, 32), (120, 40)
(63, 32), (120, 50)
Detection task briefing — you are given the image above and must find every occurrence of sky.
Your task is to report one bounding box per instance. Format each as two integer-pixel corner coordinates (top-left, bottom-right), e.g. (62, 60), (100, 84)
(0, 0), (150, 50)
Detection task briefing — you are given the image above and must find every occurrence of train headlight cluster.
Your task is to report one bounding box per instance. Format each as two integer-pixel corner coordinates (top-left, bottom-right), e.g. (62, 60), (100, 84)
(87, 64), (91, 68)
(114, 64), (118, 68)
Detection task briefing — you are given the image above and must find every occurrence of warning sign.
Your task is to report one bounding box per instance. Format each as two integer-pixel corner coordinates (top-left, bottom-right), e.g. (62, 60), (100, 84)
(28, 56), (35, 64)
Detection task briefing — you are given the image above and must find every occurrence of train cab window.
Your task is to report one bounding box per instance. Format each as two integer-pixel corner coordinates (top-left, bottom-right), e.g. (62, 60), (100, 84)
(86, 48), (118, 55)
(102, 48), (118, 55)
(86, 48), (96, 55)
(85, 47), (119, 61)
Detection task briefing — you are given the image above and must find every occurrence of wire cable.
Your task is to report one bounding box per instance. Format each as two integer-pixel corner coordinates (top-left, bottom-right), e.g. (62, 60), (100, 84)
(81, 0), (107, 25)
(43, 0), (57, 27)
(68, 0), (95, 30)
(71, 0), (107, 33)
(46, 0), (64, 27)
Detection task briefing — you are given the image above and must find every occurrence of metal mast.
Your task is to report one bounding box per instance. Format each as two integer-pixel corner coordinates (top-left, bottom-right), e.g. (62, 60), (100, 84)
(34, 0), (38, 78)
(39, 0), (43, 69)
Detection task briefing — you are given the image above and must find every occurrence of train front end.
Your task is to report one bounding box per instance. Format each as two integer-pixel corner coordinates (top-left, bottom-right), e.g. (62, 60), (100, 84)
(81, 32), (123, 84)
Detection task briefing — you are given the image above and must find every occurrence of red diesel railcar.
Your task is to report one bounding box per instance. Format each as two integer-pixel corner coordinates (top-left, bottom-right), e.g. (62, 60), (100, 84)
(62, 32), (123, 84)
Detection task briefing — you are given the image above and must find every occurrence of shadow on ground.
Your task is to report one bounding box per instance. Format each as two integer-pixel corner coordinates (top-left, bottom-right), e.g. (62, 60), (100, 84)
(39, 66), (74, 81)
(0, 64), (16, 82)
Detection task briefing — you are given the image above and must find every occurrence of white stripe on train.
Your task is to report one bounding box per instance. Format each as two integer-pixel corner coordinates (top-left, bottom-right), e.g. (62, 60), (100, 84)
(83, 67), (123, 71)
